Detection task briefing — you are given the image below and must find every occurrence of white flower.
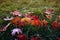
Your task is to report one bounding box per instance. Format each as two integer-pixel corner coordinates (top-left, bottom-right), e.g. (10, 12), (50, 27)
(4, 16), (14, 21)
(11, 28), (22, 36)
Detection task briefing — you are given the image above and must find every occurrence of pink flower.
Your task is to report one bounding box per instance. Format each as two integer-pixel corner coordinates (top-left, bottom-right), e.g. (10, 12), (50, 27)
(10, 11), (22, 16)
(45, 9), (54, 14)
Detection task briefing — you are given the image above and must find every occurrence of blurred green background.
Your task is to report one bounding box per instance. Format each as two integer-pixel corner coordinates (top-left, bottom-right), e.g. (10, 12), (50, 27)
(0, 0), (60, 17)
